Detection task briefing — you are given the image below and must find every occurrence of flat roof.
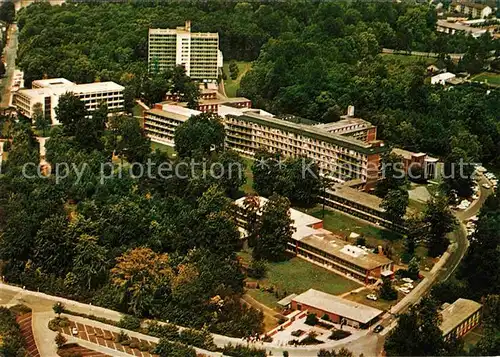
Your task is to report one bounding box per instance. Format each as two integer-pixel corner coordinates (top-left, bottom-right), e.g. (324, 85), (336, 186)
(316, 117), (374, 132)
(146, 107), (197, 123)
(437, 19), (485, 33)
(234, 196), (323, 240)
(73, 82), (124, 92)
(277, 293), (298, 307)
(392, 148), (427, 161)
(32, 78), (74, 87)
(233, 112), (387, 155)
(440, 298), (482, 336)
(292, 289), (383, 324)
(149, 28), (218, 38)
(327, 185), (384, 213)
(299, 233), (392, 270)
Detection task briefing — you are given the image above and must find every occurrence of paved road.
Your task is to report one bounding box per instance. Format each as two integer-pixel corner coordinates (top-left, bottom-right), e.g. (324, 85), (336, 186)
(0, 23), (18, 108)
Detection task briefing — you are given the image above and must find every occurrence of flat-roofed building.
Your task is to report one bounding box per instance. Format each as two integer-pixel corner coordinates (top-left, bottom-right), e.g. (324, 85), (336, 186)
(392, 148), (439, 180)
(144, 103), (387, 190)
(440, 298), (482, 341)
(234, 196), (394, 283)
(13, 78), (124, 124)
(148, 21), (223, 81)
(291, 289), (383, 328)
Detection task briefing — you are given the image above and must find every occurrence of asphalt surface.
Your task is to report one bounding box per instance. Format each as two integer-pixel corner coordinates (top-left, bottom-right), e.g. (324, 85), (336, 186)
(0, 23), (18, 108)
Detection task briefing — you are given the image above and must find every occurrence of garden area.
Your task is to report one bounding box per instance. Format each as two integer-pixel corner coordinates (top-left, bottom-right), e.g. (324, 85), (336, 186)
(223, 61), (252, 97)
(240, 251), (360, 308)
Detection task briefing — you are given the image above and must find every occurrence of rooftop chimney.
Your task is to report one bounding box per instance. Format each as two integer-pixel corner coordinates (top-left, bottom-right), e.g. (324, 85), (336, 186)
(347, 105), (355, 117)
(185, 20), (191, 32)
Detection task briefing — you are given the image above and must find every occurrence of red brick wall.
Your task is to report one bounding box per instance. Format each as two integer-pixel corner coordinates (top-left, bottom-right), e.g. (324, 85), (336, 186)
(291, 301), (340, 323)
(367, 128), (377, 142)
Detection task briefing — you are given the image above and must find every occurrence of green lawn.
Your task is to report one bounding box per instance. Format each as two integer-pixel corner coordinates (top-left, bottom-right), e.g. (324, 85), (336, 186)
(151, 141), (177, 159)
(241, 157), (254, 195)
(303, 206), (402, 242)
(243, 253), (361, 308)
(471, 72), (500, 87)
(223, 61), (252, 97)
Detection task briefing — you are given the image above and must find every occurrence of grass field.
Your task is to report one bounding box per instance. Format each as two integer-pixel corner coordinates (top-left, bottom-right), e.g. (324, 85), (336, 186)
(151, 141), (177, 159)
(303, 206), (402, 242)
(223, 61), (252, 97)
(242, 252), (361, 308)
(471, 72), (500, 87)
(241, 157), (255, 195)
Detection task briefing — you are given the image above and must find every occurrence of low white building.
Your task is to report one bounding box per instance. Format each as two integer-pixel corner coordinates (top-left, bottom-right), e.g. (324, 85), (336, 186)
(431, 72), (456, 85)
(13, 78), (124, 124)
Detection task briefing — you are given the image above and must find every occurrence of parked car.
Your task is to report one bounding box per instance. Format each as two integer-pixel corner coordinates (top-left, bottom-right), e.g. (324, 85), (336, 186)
(72, 327), (78, 336)
(366, 294), (378, 301)
(374, 325), (384, 333)
(483, 183), (491, 189)
(402, 278), (413, 283)
(399, 287), (410, 294)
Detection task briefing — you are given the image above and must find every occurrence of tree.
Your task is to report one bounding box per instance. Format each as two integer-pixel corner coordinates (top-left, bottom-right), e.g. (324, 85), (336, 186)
(71, 235), (108, 291)
(229, 60), (239, 80)
(423, 195), (457, 257)
(385, 297), (447, 356)
(381, 188), (409, 223)
(111, 115), (151, 163)
(379, 276), (397, 301)
(407, 257), (419, 280)
(405, 214), (425, 255)
(111, 247), (173, 316)
(33, 102), (51, 136)
(251, 149), (284, 197)
(54, 93), (87, 137)
(252, 194), (295, 262)
(52, 302), (64, 317)
(170, 66), (200, 109)
(241, 195), (260, 248)
(0, 1), (15, 23)
(0, 61), (6, 77)
(212, 150), (247, 197)
(284, 157), (321, 207)
(54, 332), (67, 348)
(174, 112), (225, 158)
(375, 152), (407, 198)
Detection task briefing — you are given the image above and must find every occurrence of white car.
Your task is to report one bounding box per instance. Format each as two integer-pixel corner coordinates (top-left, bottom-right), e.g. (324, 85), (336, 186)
(399, 288), (411, 294)
(366, 294), (378, 301)
(72, 327), (78, 336)
(403, 283), (414, 289)
(402, 278), (413, 283)
(482, 183), (491, 189)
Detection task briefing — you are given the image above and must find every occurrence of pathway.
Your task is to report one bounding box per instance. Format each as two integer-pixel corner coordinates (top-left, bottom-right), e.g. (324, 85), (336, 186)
(16, 313), (40, 357)
(0, 24), (18, 108)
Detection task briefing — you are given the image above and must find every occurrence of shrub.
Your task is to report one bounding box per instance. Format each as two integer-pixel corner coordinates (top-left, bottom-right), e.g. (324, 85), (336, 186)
(322, 314), (330, 321)
(9, 304), (32, 316)
(139, 341), (150, 351)
(114, 330), (129, 344)
(153, 338), (197, 357)
(305, 313), (318, 326)
(129, 341), (138, 349)
(48, 317), (70, 331)
(0, 307), (27, 355)
(329, 329), (352, 340)
(147, 321), (179, 340)
(262, 335), (273, 343)
(121, 339), (131, 346)
(247, 259), (267, 279)
(179, 328), (216, 351)
(117, 314), (141, 331)
(55, 332), (67, 348)
(223, 343), (267, 357)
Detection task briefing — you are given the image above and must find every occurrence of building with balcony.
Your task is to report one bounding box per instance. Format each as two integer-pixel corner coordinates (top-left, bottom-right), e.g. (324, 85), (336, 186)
(144, 103), (387, 191)
(13, 78), (124, 124)
(148, 21), (223, 80)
